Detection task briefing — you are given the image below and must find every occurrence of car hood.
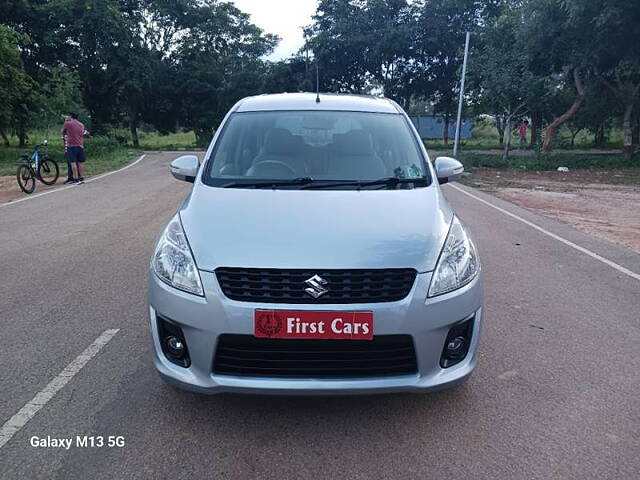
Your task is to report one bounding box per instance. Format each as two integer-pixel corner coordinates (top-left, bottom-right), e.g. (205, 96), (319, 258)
(180, 185), (453, 273)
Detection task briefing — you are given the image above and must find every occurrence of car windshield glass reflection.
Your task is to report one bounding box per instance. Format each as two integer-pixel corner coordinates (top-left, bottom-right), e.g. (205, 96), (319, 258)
(205, 111), (430, 189)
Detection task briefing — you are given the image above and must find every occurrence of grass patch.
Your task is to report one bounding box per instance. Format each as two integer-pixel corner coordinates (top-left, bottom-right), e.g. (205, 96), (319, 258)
(0, 137), (138, 177)
(3, 128), (198, 151)
(455, 152), (639, 171)
(137, 130), (197, 150)
(95, 128), (197, 150)
(424, 140), (500, 150)
(422, 118), (624, 150)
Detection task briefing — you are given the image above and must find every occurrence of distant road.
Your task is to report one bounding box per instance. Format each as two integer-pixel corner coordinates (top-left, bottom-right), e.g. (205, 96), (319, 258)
(0, 152), (638, 479)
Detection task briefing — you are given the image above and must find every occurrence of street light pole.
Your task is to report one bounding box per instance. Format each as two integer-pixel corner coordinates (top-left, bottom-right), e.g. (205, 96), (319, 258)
(453, 31), (470, 158)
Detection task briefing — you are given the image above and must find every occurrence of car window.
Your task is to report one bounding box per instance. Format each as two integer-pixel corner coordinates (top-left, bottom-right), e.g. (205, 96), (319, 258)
(204, 111), (429, 186)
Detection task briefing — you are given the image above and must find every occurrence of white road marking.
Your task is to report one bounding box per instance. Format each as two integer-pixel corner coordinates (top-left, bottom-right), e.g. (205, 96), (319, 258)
(448, 183), (640, 282)
(0, 154), (147, 209)
(0, 329), (120, 449)
(84, 153), (146, 184)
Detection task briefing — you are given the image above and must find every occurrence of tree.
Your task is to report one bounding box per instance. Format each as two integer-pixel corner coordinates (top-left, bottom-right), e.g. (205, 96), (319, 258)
(0, 25), (32, 146)
(0, 0), (277, 146)
(557, 82), (614, 148)
(519, 0), (591, 152)
(410, 0), (499, 145)
(305, 0), (417, 102)
(580, 0), (640, 157)
(171, 1), (277, 146)
(521, 0), (640, 156)
(305, 0), (372, 93)
(469, 5), (530, 159)
(361, 0), (415, 103)
(36, 67), (87, 130)
(3, 1), (140, 134)
(62, 1), (151, 133)
(263, 56), (314, 94)
(543, 68), (588, 152)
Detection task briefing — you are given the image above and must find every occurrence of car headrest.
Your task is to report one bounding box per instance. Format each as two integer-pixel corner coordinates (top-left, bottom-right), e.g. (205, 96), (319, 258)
(262, 128), (301, 154)
(333, 130), (374, 156)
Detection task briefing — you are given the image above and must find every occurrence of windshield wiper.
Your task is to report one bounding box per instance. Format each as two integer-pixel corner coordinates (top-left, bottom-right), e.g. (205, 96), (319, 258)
(302, 177), (427, 190)
(221, 177), (314, 188)
(221, 176), (427, 190)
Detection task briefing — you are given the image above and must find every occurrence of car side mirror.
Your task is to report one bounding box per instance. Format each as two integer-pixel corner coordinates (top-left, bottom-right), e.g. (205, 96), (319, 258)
(434, 156), (464, 184)
(170, 155), (199, 183)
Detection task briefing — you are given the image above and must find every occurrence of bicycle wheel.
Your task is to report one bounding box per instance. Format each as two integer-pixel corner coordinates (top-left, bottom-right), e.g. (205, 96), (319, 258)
(17, 165), (36, 194)
(38, 157), (59, 185)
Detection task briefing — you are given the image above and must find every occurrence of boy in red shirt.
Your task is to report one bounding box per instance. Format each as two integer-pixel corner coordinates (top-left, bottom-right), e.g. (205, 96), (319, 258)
(61, 112), (87, 184)
(518, 120), (529, 149)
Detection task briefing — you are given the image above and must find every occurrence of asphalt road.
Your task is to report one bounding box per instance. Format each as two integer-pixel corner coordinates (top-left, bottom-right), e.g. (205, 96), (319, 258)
(1, 152), (638, 479)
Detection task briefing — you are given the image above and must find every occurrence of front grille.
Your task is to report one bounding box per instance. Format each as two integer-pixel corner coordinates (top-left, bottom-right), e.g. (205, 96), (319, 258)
(213, 334), (417, 378)
(215, 268), (417, 304)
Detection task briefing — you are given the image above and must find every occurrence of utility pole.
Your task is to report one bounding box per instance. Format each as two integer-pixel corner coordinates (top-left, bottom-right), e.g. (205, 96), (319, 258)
(315, 62), (320, 103)
(453, 32), (470, 158)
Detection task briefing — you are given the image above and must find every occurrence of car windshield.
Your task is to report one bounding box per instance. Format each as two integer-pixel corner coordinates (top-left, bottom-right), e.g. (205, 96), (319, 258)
(204, 110), (430, 188)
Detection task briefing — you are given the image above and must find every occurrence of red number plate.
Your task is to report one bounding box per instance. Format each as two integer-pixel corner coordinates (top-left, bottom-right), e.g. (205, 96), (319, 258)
(254, 310), (373, 340)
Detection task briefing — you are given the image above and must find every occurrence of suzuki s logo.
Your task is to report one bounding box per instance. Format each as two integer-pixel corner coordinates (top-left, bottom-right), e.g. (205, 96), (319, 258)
(304, 274), (329, 298)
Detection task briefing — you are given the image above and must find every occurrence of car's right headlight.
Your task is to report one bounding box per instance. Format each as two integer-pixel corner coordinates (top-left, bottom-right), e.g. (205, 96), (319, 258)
(152, 214), (204, 296)
(428, 215), (479, 297)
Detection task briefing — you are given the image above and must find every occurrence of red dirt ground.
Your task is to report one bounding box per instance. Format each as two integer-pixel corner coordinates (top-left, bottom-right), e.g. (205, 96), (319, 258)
(464, 168), (640, 254)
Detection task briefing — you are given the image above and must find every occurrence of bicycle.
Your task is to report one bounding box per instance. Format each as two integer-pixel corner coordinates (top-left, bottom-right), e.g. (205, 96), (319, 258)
(16, 140), (60, 194)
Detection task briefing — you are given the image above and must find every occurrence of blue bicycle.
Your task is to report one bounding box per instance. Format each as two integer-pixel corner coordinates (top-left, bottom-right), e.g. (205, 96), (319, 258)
(16, 140), (59, 194)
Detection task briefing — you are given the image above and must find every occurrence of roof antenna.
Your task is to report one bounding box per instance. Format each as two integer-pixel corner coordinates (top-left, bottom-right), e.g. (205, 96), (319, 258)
(315, 62), (320, 103)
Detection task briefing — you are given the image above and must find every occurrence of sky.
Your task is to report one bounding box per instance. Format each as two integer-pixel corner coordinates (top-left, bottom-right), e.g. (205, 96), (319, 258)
(230, 0), (318, 61)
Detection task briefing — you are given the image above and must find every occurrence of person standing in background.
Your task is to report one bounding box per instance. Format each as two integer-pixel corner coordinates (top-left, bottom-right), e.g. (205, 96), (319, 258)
(518, 120), (529, 150)
(61, 112), (87, 184)
(62, 117), (74, 184)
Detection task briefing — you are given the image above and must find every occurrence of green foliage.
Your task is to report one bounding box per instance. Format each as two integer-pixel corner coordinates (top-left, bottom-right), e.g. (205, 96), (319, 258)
(523, 0), (640, 153)
(0, 136), (137, 176)
(306, 0), (497, 109)
(467, 3), (531, 155)
(410, 0), (499, 117)
(456, 152), (637, 171)
(34, 67), (87, 129)
(0, 0), (279, 147)
(143, 0), (279, 146)
(108, 129), (197, 150)
(469, 5), (531, 114)
(0, 25), (33, 142)
(263, 57), (314, 94)
(137, 131), (197, 150)
(1, 0), (639, 159)
(424, 115), (625, 151)
(305, 0), (373, 92)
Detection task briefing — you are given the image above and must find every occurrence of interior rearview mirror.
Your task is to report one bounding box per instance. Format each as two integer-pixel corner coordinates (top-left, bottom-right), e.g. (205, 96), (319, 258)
(170, 155), (199, 183)
(434, 156), (464, 184)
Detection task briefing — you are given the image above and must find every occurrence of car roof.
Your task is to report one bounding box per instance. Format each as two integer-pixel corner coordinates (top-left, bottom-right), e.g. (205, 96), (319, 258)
(234, 93), (401, 114)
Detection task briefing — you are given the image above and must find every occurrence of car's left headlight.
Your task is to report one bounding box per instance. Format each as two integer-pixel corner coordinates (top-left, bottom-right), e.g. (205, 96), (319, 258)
(152, 214), (204, 296)
(428, 216), (479, 297)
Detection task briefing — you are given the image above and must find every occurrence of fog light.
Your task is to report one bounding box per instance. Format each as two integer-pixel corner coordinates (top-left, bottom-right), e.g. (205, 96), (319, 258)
(440, 316), (475, 368)
(157, 315), (191, 368)
(166, 336), (185, 358)
(446, 336), (466, 359)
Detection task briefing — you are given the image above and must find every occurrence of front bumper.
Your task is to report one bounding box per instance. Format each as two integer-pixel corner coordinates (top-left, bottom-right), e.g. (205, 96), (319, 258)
(148, 269), (483, 395)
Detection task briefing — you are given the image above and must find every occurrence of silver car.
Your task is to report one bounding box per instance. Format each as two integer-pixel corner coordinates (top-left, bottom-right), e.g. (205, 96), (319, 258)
(148, 93), (483, 395)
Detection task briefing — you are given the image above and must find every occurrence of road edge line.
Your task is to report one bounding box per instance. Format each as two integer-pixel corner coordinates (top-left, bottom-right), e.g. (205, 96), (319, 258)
(447, 183), (640, 282)
(84, 153), (146, 184)
(0, 154), (147, 209)
(0, 329), (120, 449)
